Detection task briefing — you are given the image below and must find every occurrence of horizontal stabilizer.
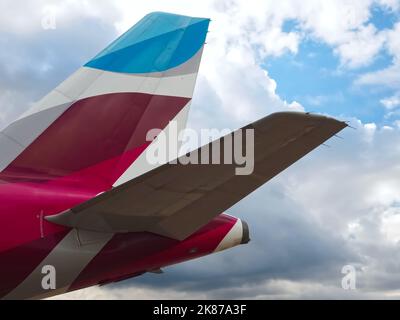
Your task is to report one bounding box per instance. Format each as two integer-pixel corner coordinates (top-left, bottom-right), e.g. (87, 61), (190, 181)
(46, 112), (347, 240)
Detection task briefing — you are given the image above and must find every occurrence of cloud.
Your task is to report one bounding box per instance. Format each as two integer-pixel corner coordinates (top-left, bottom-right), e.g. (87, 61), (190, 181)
(381, 94), (400, 110)
(377, 0), (400, 12)
(0, 0), (120, 35)
(355, 64), (400, 89)
(354, 22), (400, 91)
(0, 0), (121, 129)
(334, 24), (386, 69)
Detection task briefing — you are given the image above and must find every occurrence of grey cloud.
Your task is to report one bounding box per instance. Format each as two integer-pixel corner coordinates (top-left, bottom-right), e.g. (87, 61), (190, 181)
(103, 182), (357, 299)
(0, 10), (119, 128)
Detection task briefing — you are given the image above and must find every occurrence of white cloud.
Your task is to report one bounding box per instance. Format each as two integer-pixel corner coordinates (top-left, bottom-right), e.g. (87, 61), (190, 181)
(381, 207), (400, 244)
(53, 285), (209, 300)
(355, 22), (400, 90)
(0, 0), (121, 34)
(381, 95), (400, 110)
(385, 22), (400, 59)
(356, 64), (400, 88)
(335, 24), (386, 69)
(377, 0), (400, 11)
(53, 277), (400, 300)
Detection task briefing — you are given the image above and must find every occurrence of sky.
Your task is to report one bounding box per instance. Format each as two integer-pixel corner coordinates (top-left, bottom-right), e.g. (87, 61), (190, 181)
(1, 0), (400, 299)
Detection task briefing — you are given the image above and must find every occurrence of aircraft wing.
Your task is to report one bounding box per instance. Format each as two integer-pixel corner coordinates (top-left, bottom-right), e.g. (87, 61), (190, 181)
(47, 112), (347, 240)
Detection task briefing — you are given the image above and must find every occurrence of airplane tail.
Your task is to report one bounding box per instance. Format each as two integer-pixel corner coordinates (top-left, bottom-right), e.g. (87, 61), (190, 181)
(0, 12), (210, 192)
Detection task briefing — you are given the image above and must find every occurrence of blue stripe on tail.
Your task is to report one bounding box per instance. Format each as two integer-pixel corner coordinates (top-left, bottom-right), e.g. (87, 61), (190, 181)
(85, 12), (210, 74)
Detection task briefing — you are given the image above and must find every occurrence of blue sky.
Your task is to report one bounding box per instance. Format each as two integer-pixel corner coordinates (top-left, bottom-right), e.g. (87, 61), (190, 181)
(267, 7), (398, 125)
